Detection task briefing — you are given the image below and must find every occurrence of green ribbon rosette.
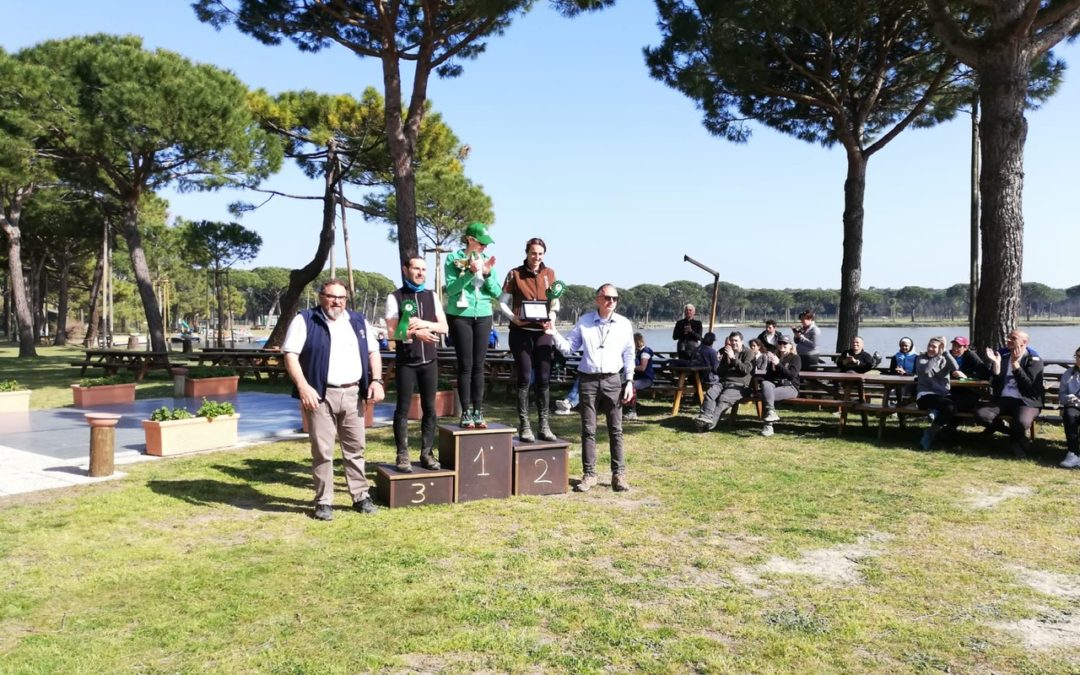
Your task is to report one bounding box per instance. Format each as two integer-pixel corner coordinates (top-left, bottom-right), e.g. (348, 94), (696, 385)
(546, 280), (566, 301)
(393, 299), (418, 341)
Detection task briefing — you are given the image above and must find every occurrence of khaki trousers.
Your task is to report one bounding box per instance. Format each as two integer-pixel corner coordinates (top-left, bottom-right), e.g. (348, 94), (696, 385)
(306, 386), (369, 505)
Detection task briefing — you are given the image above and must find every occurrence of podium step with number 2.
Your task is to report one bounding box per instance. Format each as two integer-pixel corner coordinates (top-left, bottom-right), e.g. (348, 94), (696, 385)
(512, 437), (570, 496)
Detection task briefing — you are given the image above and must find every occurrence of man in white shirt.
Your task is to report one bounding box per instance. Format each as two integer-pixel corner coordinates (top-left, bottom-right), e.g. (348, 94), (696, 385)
(283, 279), (385, 520)
(549, 284), (635, 492)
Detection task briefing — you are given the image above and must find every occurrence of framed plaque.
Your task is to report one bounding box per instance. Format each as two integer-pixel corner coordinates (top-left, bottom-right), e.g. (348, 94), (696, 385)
(520, 301), (549, 321)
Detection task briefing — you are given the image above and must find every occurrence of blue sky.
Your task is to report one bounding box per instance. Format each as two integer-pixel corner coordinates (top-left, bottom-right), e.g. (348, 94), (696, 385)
(3, 1), (1078, 292)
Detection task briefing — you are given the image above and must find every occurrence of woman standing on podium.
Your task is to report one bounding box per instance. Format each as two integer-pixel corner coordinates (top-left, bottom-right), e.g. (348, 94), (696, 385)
(499, 237), (561, 442)
(444, 223), (502, 429)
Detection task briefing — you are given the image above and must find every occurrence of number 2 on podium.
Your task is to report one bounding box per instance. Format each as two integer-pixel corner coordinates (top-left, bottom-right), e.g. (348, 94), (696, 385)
(533, 457), (552, 484)
(472, 445), (492, 476)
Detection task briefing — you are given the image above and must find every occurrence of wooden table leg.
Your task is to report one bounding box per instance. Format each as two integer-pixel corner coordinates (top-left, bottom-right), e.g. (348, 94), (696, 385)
(693, 373), (704, 405)
(671, 372), (688, 416)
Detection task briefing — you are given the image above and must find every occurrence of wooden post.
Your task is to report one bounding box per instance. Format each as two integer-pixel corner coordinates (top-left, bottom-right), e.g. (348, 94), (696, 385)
(86, 413), (121, 477)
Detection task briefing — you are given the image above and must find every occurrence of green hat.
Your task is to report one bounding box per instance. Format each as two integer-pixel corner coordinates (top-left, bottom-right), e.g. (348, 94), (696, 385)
(465, 222), (494, 245)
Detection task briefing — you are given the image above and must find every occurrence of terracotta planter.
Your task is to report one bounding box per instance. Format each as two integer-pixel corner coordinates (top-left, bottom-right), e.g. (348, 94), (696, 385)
(142, 414), (240, 456)
(0, 390), (31, 414)
(184, 375), (239, 398)
(407, 390), (457, 419)
(300, 399), (375, 432)
(71, 383), (137, 407)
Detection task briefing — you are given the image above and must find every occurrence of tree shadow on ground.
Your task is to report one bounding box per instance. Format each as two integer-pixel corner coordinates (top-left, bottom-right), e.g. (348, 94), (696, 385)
(147, 477), (308, 514)
(212, 458), (311, 490)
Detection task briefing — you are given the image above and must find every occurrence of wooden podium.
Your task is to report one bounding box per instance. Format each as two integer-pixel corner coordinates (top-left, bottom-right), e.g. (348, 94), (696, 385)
(438, 423), (514, 502)
(375, 463), (456, 508)
(512, 437), (570, 496)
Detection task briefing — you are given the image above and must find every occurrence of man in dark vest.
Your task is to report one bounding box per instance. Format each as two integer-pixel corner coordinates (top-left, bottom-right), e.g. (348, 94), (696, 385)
(386, 256), (448, 472)
(283, 279), (384, 521)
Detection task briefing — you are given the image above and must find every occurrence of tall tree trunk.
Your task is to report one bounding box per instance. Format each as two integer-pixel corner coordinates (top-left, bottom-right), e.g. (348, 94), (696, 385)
(264, 151), (341, 349)
(836, 150), (867, 352)
(0, 217), (38, 357)
(54, 250), (70, 346)
(973, 50), (1027, 352)
(31, 255), (45, 342)
(119, 200), (166, 352)
(83, 253), (104, 348)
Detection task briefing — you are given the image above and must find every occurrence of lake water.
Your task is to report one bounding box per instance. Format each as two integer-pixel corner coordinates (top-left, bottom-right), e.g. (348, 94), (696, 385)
(491, 324), (1080, 361)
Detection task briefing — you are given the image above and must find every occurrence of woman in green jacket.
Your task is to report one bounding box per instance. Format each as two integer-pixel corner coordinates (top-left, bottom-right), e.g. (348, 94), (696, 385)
(445, 223), (502, 428)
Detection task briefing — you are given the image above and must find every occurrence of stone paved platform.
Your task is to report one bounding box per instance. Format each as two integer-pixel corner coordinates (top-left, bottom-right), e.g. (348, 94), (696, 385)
(0, 392), (392, 497)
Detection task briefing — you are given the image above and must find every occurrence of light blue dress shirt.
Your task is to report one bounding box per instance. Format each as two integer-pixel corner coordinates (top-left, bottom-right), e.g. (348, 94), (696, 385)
(553, 310), (635, 378)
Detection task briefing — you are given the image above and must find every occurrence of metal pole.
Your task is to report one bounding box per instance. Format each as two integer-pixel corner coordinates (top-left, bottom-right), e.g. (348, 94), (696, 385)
(683, 254), (720, 335)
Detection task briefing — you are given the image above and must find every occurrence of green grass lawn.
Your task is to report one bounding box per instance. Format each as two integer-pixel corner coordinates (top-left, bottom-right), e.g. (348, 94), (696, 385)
(2, 347), (1079, 672)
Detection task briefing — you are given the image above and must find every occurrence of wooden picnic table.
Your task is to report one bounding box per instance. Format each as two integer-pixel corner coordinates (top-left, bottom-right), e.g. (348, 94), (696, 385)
(665, 365), (710, 416)
(70, 349), (173, 382)
(189, 348), (287, 381)
(795, 371), (869, 435)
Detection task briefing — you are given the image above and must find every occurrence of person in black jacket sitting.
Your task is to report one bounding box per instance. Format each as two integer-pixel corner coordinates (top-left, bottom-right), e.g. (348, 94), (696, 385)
(760, 335), (801, 437)
(975, 330), (1044, 459)
(836, 336), (876, 373)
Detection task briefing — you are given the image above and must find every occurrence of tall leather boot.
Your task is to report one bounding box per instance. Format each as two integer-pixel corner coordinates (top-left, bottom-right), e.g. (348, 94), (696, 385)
(517, 386), (535, 442)
(537, 386), (557, 441)
(419, 448), (440, 470)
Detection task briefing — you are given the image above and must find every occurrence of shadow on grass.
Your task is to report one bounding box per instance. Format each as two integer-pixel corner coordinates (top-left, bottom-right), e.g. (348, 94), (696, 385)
(212, 458), (312, 490)
(148, 474), (309, 514)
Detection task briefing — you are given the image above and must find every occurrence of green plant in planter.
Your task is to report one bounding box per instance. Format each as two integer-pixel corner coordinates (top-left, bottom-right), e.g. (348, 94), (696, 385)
(436, 377), (456, 392)
(149, 406), (194, 422)
(0, 380), (26, 392)
(188, 366), (237, 379)
(78, 372), (136, 387)
(196, 398), (235, 420)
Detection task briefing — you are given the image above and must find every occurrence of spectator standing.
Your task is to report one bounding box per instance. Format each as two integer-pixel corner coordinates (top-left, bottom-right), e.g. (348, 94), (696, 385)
(672, 303), (703, 361)
(283, 279), (383, 521)
(791, 310), (821, 369)
(549, 284), (635, 493)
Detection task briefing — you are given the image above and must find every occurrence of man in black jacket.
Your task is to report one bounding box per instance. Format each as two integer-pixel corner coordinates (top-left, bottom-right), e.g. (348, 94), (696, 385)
(693, 331), (754, 431)
(672, 304), (703, 361)
(975, 330), (1044, 458)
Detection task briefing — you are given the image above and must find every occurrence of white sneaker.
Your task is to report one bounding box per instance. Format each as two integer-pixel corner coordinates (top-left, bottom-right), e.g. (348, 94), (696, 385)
(763, 410), (780, 423)
(761, 424), (774, 437)
(624, 410), (638, 420)
(1061, 452), (1080, 469)
(555, 399), (571, 412)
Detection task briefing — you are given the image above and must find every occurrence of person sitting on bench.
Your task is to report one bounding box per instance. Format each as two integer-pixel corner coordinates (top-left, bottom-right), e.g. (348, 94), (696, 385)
(759, 335), (801, 437)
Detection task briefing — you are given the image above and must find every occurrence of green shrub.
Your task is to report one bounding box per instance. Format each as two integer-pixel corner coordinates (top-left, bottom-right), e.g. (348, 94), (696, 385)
(0, 379), (26, 392)
(188, 366), (237, 379)
(148, 406), (194, 422)
(196, 398), (235, 420)
(78, 372), (136, 387)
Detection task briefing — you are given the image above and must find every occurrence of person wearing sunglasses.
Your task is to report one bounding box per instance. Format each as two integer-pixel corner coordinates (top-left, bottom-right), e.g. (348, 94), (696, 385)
(283, 279), (384, 520)
(549, 284), (635, 493)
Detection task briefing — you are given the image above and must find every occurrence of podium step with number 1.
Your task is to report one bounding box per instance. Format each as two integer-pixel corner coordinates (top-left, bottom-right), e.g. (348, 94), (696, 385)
(438, 423), (514, 502)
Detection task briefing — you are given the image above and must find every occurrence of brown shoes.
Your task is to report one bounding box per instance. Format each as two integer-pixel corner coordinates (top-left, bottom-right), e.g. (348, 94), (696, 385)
(574, 473), (598, 492)
(612, 473), (631, 492)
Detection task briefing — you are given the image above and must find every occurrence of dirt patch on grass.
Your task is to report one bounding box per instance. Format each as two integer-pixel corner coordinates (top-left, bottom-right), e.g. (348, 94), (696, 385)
(734, 532), (893, 589)
(987, 567), (1080, 650)
(1011, 566), (1080, 601)
(962, 485), (1035, 509)
(991, 609), (1080, 650)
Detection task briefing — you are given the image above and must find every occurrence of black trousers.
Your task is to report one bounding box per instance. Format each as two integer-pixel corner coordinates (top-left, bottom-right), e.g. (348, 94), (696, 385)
(509, 326), (554, 390)
(917, 393), (955, 428)
(449, 314), (492, 411)
(393, 360), (438, 456)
